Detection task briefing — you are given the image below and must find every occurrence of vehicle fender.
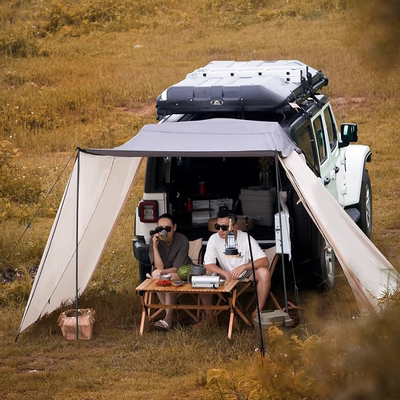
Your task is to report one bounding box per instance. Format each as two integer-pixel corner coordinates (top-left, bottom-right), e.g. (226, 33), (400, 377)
(132, 239), (151, 282)
(340, 144), (371, 207)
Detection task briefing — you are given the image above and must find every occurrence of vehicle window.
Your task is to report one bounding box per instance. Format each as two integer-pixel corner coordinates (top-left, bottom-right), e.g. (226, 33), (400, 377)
(324, 107), (337, 151)
(313, 116), (327, 164)
(296, 124), (319, 174)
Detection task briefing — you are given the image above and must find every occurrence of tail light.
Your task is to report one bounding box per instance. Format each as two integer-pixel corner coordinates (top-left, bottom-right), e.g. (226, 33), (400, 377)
(138, 201), (158, 223)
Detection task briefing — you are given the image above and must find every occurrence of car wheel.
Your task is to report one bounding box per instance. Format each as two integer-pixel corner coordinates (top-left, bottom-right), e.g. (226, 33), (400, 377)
(291, 191), (335, 290)
(316, 244), (335, 290)
(292, 192), (321, 264)
(356, 169), (372, 238)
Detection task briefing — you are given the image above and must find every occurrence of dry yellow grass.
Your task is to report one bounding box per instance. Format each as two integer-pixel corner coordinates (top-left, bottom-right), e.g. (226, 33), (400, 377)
(0, 0), (399, 398)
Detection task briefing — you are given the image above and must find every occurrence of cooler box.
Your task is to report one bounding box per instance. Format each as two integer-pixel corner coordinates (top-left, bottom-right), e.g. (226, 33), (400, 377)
(239, 187), (275, 226)
(254, 310), (294, 340)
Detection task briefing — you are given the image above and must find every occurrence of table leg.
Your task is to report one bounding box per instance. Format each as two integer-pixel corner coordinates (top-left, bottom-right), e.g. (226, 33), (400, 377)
(235, 305), (252, 326)
(183, 308), (199, 322)
(139, 291), (149, 336)
(214, 293), (227, 317)
(147, 292), (153, 317)
(228, 290), (237, 339)
(149, 309), (163, 321)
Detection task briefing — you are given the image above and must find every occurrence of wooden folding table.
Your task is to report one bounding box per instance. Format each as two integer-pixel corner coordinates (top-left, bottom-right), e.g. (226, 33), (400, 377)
(136, 279), (239, 338)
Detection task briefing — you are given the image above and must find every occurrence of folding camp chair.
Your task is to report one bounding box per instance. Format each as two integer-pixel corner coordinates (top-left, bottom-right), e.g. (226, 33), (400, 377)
(188, 238), (203, 265)
(226, 246), (278, 326)
(234, 246), (298, 327)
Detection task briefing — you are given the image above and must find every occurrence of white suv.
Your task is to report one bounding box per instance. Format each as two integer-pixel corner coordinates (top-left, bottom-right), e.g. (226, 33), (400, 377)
(133, 61), (372, 289)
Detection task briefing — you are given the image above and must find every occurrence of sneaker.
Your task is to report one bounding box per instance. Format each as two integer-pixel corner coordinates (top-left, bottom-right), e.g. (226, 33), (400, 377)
(193, 315), (218, 330)
(153, 319), (170, 331)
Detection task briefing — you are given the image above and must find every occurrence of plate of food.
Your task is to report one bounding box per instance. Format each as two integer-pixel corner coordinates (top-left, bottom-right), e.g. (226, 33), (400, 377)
(156, 280), (171, 286)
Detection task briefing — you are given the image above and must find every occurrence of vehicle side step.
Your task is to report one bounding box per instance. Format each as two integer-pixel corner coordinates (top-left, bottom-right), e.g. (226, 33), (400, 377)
(345, 208), (360, 223)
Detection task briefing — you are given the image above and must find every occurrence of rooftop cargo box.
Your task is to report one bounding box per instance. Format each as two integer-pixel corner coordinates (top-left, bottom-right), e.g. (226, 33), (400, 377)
(156, 60), (328, 118)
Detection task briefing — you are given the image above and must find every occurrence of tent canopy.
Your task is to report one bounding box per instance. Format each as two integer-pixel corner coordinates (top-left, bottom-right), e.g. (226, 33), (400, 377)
(18, 118), (399, 336)
(85, 118), (298, 158)
(18, 119), (298, 335)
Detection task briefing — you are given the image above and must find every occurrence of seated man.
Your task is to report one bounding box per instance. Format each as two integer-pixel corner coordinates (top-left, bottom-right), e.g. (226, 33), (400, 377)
(195, 210), (271, 328)
(149, 213), (192, 331)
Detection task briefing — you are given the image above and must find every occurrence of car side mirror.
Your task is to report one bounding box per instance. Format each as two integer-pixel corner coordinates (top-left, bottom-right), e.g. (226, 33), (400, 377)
(341, 123), (358, 143)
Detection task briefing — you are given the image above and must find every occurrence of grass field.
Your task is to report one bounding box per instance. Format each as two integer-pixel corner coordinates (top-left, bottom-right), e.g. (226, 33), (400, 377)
(1, 0), (400, 398)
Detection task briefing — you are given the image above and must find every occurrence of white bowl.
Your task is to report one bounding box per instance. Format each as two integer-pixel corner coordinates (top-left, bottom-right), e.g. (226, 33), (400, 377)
(158, 273), (172, 280)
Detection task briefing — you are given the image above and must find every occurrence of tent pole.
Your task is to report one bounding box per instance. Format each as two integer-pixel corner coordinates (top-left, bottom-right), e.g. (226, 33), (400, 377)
(245, 216), (265, 363)
(75, 149), (81, 340)
(275, 152), (289, 312)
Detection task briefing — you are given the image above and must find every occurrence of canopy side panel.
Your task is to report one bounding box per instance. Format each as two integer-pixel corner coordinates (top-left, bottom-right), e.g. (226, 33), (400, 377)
(18, 153), (142, 334)
(280, 151), (399, 313)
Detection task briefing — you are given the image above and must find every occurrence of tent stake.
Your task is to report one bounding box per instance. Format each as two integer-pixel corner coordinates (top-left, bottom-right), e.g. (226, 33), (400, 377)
(75, 149), (81, 340)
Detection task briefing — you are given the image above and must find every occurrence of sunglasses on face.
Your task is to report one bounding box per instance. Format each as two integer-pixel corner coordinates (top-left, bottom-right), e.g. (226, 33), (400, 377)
(214, 223), (229, 231)
(156, 225), (172, 233)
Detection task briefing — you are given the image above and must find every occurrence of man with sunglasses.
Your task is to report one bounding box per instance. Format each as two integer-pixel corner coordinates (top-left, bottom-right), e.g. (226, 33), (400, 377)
(194, 210), (270, 328)
(149, 213), (192, 331)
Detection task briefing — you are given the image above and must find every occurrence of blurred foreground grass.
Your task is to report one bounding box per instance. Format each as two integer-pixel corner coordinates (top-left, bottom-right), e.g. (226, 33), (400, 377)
(1, 0), (399, 398)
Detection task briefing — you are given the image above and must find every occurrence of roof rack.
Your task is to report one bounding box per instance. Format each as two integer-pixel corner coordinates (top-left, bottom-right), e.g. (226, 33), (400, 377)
(156, 60), (328, 119)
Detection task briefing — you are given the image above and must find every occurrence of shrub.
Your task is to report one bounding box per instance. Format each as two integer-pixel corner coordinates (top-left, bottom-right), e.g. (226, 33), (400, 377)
(0, 32), (40, 57)
(37, 0), (165, 36)
(0, 141), (42, 207)
(258, 293), (400, 399)
(0, 268), (32, 306)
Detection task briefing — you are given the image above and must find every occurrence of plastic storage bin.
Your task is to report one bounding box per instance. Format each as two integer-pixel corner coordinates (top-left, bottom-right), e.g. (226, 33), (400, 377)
(253, 310), (294, 340)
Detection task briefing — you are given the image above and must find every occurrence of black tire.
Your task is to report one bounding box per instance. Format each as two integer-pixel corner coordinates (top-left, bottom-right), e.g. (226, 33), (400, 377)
(356, 169), (372, 238)
(291, 191), (334, 290)
(314, 244), (335, 290)
(292, 192), (321, 264)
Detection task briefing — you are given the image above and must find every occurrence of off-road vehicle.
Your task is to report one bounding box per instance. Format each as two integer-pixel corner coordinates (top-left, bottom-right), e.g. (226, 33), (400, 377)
(133, 60), (372, 289)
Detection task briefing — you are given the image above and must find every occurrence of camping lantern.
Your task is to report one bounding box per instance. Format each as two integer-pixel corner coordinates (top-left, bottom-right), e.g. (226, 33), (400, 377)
(224, 216), (239, 258)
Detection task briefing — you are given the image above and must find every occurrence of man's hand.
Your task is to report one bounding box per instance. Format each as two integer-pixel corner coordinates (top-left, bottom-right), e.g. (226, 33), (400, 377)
(221, 269), (232, 280)
(231, 265), (246, 280)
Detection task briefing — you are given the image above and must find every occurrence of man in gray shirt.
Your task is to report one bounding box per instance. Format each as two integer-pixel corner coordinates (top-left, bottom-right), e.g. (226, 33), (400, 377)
(149, 213), (192, 331)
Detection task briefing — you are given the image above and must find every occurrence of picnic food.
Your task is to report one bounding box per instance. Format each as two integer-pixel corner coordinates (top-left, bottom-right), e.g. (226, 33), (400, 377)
(156, 280), (171, 286)
(178, 264), (191, 281)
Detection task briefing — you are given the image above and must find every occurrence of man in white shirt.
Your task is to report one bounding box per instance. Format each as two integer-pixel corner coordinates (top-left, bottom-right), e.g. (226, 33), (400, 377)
(194, 210), (271, 328)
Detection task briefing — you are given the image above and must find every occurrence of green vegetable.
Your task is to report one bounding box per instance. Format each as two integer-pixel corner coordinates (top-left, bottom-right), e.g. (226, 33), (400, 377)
(178, 265), (191, 281)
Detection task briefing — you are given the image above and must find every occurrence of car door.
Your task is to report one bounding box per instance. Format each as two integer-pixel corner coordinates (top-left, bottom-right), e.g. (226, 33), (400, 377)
(311, 113), (338, 199)
(295, 121), (320, 176)
(322, 105), (341, 200)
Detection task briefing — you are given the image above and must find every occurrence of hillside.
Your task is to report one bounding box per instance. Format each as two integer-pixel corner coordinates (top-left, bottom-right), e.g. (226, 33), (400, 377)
(0, 0), (399, 398)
